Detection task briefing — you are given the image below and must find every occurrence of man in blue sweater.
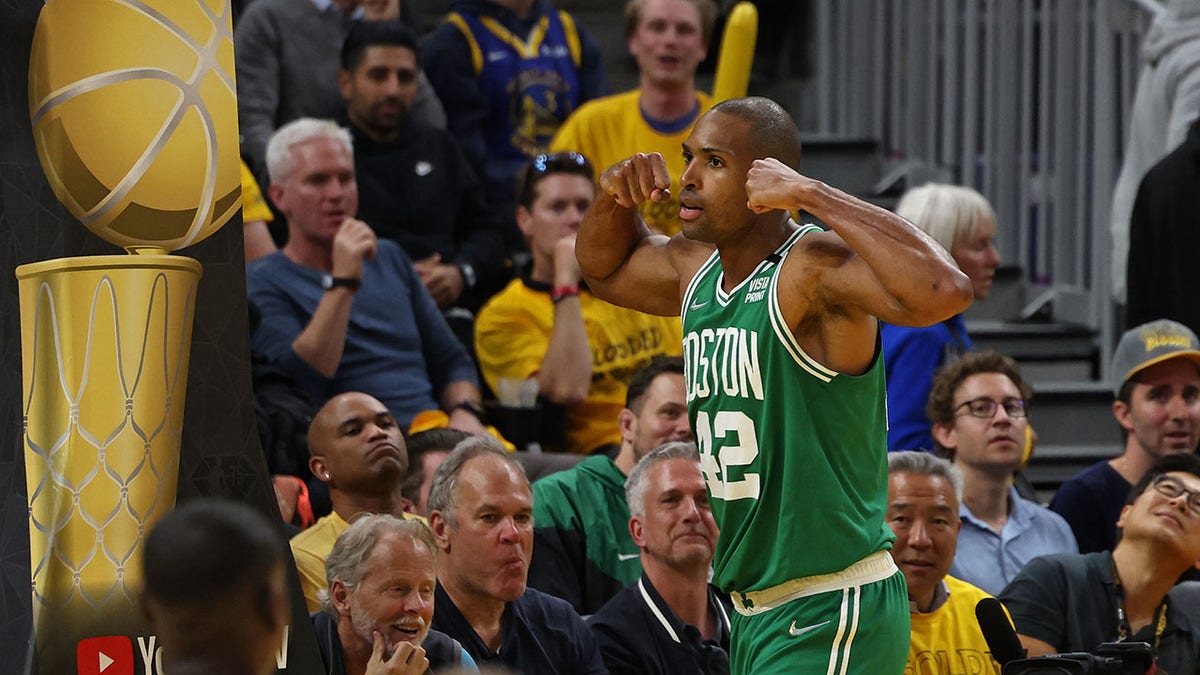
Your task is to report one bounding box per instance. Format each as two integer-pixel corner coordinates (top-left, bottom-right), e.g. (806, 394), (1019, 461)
(247, 117), (487, 433)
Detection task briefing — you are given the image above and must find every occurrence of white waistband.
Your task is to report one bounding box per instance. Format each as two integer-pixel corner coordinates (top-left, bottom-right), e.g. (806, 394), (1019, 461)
(730, 550), (898, 616)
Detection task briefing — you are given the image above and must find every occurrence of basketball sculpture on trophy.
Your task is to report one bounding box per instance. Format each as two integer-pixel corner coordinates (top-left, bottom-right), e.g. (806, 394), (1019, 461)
(20, 1), (239, 670)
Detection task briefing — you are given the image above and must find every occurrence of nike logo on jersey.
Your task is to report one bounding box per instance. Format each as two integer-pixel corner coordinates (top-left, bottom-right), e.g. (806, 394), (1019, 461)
(486, 50), (509, 62)
(689, 298), (709, 310)
(616, 552), (639, 561)
(788, 620), (830, 638)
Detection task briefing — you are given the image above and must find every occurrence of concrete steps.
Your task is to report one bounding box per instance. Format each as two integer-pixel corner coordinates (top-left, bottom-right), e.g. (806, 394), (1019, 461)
(971, 321), (1116, 501)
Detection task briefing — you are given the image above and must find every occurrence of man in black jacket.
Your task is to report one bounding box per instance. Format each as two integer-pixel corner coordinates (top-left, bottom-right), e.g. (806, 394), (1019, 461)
(1127, 115), (1200, 334)
(428, 436), (608, 672)
(339, 20), (509, 315)
(588, 442), (731, 674)
(1000, 454), (1200, 673)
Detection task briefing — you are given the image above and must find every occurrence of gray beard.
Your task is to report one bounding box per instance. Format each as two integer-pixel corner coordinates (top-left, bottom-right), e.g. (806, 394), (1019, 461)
(349, 595), (430, 658)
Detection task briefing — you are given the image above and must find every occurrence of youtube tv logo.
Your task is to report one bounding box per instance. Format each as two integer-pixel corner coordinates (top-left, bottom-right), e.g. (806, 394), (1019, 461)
(77, 635), (134, 675)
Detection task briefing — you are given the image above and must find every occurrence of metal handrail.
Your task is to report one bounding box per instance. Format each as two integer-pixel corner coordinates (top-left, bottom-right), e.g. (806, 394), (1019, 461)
(801, 0), (1162, 381)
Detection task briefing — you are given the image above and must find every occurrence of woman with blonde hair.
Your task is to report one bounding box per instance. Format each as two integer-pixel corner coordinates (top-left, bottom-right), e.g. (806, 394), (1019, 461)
(883, 183), (1000, 452)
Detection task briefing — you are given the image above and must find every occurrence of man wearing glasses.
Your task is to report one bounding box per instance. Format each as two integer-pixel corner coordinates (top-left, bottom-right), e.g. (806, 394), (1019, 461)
(1051, 319), (1200, 554)
(1000, 453), (1200, 672)
(926, 350), (1077, 595)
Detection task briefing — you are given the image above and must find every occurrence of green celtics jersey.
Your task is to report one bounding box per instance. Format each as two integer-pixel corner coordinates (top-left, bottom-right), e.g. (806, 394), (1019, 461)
(681, 225), (894, 594)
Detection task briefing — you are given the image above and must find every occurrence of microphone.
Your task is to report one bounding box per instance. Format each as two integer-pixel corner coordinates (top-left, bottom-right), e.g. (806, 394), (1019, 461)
(975, 597), (1027, 666)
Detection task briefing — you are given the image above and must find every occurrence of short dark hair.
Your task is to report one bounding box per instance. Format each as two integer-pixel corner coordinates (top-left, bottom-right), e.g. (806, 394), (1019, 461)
(625, 356), (686, 412)
(926, 351), (1032, 457)
(515, 152), (595, 209)
(1127, 453), (1200, 505)
(341, 20), (420, 72)
(708, 96), (802, 169)
(401, 428), (471, 503)
(143, 498), (286, 607)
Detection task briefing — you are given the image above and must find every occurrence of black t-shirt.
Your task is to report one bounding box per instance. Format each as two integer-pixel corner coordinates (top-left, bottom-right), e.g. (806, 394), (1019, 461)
(999, 551), (1200, 674)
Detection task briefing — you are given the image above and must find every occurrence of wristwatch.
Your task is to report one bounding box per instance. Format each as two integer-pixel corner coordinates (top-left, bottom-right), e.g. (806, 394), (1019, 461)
(457, 262), (477, 289)
(452, 400), (486, 423)
(321, 274), (361, 291)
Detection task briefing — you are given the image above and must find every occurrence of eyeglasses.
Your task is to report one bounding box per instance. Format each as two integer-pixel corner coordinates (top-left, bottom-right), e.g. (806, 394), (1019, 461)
(1150, 474), (1200, 516)
(953, 397), (1027, 419)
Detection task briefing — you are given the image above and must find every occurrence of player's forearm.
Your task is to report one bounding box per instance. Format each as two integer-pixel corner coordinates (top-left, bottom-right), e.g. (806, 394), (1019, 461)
(291, 289), (354, 377)
(577, 196), (651, 288)
(537, 298), (592, 405)
(805, 180), (972, 323)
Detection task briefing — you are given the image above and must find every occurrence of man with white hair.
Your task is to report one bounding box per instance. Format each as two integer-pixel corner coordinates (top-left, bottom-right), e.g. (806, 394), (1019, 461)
(588, 442), (731, 674)
(881, 183), (1000, 452)
(247, 118), (487, 433)
(313, 514), (476, 674)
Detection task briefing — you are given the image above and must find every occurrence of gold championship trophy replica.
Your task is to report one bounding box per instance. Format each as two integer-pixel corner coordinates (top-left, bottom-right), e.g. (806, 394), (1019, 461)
(21, 1), (239, 671)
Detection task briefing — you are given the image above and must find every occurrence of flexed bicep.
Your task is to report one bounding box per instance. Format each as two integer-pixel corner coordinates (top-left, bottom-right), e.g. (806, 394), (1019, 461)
(578, 153), (706, 316)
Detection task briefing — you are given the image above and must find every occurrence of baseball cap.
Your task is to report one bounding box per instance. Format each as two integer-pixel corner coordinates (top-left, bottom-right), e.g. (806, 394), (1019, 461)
(1111, 319), (1200, 396)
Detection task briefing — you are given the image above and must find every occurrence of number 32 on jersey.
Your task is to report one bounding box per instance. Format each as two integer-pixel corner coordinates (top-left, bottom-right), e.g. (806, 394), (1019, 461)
(695, 410), (761, 500)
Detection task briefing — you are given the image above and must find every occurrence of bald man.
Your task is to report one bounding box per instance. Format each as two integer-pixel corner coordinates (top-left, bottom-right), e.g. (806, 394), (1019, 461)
(291, 391), (427, 612)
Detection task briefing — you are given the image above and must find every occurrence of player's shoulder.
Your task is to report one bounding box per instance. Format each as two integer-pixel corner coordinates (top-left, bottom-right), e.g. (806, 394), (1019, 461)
(781, 226), (855, 278)
(790, 223), (847, 252)
(667, 233), (716, 278)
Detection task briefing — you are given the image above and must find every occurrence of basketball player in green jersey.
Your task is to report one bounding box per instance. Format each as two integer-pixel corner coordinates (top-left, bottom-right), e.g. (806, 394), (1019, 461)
(576, 97), (972, 673)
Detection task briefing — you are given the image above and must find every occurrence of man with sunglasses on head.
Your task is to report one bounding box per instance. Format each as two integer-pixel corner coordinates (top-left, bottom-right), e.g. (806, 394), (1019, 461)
(1051, 319), (1200, 555)
(999, 453), (1200, 672)
(474, 152), (683, 456)
(926, 350), (1077, 595)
